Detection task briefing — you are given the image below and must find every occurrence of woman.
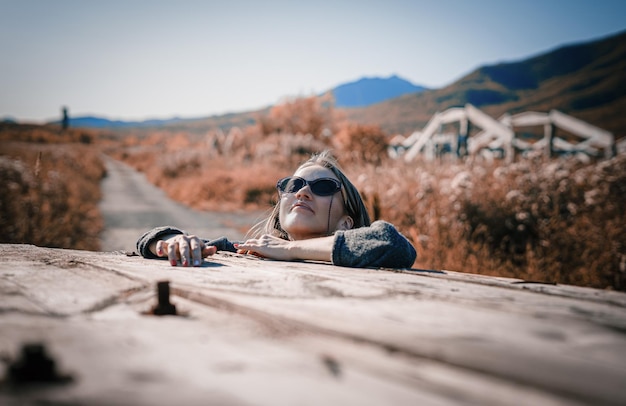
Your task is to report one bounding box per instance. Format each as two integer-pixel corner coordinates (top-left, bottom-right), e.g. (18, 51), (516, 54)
(137, 151), (416, 269)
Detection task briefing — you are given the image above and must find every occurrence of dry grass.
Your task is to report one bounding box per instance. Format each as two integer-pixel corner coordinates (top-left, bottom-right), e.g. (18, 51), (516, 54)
(0, 123), (105, 251)
(3, 95), (623, 291)
(352, 155), (626, 290)
(106, 97), (626, 291)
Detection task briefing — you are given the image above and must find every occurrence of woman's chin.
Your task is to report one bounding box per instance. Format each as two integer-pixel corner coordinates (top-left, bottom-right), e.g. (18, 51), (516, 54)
(282, 220), (326, 239)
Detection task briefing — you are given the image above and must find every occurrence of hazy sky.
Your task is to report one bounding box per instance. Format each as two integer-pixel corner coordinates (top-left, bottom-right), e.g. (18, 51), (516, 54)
(1, 0), (625, 123)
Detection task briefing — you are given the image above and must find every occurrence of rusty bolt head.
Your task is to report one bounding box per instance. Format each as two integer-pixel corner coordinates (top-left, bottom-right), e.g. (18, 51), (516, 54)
(152, 280), (177, 316)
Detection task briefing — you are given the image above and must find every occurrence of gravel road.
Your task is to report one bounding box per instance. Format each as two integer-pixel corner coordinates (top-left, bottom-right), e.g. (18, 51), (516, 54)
(98, 156), (264, 252)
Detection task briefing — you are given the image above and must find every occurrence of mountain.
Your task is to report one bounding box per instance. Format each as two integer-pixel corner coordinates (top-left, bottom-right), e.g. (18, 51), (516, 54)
(48, 76), (425, 129)
(345, 29), (626, 137)
(331, 75), (426, 108)
(51, 29), (626, 138)
(50, 110), (265, 133)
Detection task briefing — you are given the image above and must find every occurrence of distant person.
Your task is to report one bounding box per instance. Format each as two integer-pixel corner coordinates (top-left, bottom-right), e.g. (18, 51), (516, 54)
(136, 150), (416, 269)
(61, 106), (69, 130)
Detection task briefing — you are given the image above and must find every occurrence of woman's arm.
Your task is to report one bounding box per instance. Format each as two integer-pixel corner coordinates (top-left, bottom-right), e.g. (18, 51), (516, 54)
(137, 226), (185, 259)
(136, 226), (237, 266)
(236, 235), (334, 262)
(236, 221), (417, 269)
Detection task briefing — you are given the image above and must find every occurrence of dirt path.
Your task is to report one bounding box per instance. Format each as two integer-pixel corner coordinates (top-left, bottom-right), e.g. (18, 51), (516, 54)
(98, 156), (264, 252)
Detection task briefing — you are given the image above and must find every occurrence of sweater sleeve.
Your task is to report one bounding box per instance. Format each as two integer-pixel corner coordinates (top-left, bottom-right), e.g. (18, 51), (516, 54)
(136, 226), (238, 259)
(136, 226), (184, 259)
(332, 221), (417, 269)
(204, 236), (238, 253)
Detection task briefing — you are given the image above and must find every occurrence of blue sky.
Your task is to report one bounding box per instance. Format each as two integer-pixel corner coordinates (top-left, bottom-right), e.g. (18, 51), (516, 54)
(1, 0), (625, 122)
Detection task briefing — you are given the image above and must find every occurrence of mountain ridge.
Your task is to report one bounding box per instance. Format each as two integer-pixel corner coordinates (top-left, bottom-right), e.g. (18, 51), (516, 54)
(44, 75), (425, 129)
(41, 29), (626, 138)
(331, 75), (426, 107)
(345, 29), (626, 137)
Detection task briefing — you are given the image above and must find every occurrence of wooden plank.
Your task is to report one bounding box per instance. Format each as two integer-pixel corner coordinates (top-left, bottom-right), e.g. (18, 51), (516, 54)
(0, 301), (448, 405)
(1, 301), (579, 406)
(0, 252), (144, 316)
(1, 244), (625, 405)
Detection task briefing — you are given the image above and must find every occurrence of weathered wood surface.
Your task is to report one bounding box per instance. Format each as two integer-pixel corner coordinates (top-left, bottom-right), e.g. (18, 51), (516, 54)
(1, 244), (625, 405)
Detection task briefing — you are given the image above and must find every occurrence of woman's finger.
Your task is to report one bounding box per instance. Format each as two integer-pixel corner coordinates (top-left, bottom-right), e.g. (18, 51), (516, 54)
(189, 236), (203, 266)
(156, 240), (167, 257)
(248, 251), (267, 258)
(179, 237), (191, 267)
(167, 239), (179, 266)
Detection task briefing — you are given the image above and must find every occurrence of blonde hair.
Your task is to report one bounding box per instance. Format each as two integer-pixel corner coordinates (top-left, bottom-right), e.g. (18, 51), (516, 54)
(249, 150), (371, 239)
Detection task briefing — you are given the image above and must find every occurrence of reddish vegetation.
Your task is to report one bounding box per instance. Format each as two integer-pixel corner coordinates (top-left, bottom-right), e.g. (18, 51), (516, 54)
(2, 95), (625, 290)
(0, 123), (105, 251)
(106, 96), (626, 291)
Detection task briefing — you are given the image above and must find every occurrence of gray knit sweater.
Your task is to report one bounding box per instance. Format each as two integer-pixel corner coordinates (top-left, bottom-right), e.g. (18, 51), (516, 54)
(136, 220), (416, 269)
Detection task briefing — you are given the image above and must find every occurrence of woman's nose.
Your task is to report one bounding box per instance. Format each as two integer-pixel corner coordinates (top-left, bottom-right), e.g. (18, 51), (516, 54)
(295, 185), (313, 199)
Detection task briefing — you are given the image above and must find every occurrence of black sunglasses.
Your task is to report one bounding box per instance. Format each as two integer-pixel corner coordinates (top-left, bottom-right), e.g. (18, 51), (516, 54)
(277, 176), (342, 196)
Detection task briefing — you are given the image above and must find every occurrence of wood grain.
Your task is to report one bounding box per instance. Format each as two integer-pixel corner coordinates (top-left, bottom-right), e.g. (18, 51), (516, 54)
(1, 244), (625, 405)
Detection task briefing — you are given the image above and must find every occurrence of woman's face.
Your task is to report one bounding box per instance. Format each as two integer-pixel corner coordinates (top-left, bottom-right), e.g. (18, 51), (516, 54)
(278, 164), (350, 240)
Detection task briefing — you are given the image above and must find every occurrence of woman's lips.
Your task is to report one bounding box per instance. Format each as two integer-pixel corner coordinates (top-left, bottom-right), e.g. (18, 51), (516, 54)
(291, 201), (314, 213)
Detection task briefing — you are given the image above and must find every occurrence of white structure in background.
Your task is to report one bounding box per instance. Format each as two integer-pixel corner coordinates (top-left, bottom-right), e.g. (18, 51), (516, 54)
(392, 104), (616, 162)
(504, 110), (615, 159)
(395, 104), (514, 163)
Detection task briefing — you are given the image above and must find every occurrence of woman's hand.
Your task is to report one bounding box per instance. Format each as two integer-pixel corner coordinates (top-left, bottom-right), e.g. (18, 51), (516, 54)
(151, 234), (217, 267)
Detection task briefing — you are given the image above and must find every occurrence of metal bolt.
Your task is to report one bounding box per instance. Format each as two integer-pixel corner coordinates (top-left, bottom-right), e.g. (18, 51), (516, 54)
(7, 343), (73, 385)
(152, 280), (177, 316)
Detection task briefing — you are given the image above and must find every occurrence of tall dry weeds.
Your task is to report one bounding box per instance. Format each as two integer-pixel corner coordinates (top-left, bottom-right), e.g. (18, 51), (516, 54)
(0, 124), (105, 251)
(349, 154), (626, 290)
(106, 96), (625, 291)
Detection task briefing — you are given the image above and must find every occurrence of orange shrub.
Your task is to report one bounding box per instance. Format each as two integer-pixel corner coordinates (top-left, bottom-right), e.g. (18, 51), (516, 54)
(334, 123), (389, 165)
(258, 93), (338, 139)
(0, 137), (105, 251)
